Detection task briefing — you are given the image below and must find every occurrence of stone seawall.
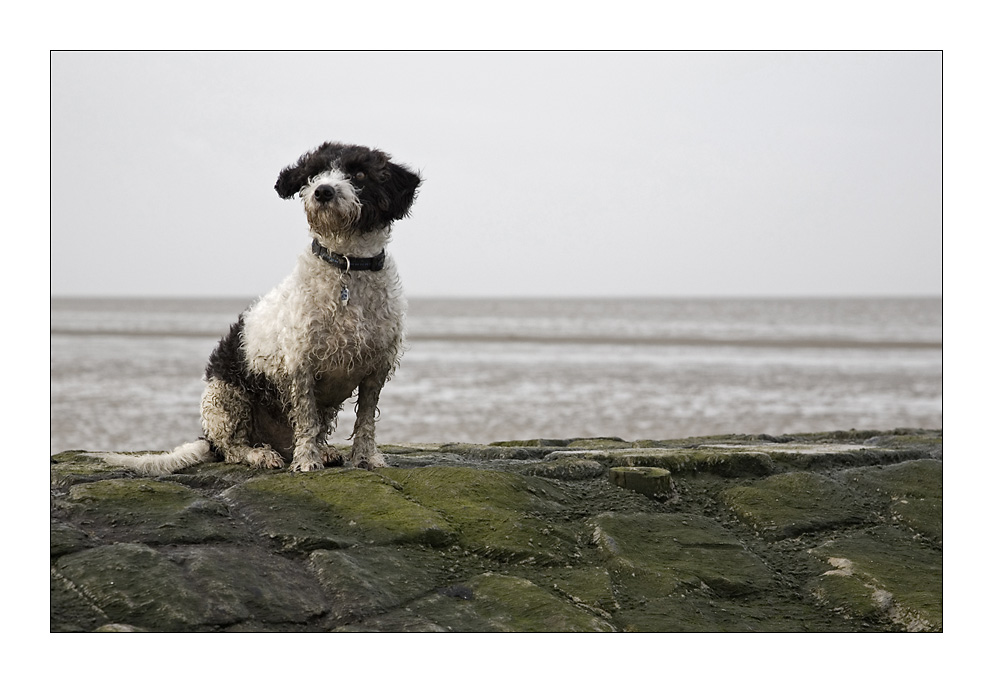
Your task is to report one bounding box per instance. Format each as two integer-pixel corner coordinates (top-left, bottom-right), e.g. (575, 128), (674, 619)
(50, 429), (942, 632)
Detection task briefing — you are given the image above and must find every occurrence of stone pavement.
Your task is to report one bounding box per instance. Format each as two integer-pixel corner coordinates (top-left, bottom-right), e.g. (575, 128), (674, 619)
(50, 429), (941, 632)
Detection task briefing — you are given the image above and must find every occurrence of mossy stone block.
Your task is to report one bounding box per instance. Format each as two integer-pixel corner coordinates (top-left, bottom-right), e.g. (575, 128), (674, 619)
(51, 566), (107, 632)
(466, 573), (615, 632)
(721, 472), (866, 539)
(489, 439), (571, 448)
(563, 448), (774, 477)
(309, 546), (449, 624)
(608, 466), (674, 498)
(809, 571), (893, 623)
(590, 512), (776, 599)
(54, 543), (222, 631)
(385, 467), (577, 565)
(224, 469), (457, 551)
(51, 522), (96, 558)
(842, 460), (942, 544)
(438, 444), (548, 460)
(689, 448), (776, 476)
(546, 567), (617, 616)
(388, 573), (615, 632)
(60, 478), (244, 545)
(522, 459), (606, 480)
(808, 526), (942, 631)
(51, 451), (131, 489)
(566, 438), (632, 450)
(173, 546), (329, 624)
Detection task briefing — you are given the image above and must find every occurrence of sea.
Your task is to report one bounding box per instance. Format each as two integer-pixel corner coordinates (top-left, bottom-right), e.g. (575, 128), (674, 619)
(50, 297), (942, 454)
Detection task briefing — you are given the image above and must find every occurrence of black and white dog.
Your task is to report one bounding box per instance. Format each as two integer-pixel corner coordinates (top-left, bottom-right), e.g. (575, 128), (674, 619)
(100, 142), (421, 474)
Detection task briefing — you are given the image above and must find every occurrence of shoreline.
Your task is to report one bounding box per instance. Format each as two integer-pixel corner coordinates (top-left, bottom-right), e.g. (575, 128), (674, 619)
(51, 328), (941, 350)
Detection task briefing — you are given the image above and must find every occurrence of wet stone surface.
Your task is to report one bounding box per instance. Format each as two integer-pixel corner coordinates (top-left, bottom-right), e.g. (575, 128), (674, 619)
(51, 429), (942, 632)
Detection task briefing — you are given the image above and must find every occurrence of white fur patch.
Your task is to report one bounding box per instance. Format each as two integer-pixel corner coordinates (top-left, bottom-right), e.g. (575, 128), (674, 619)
(89, 439), (213, 476)
(299, 170), (362, 230)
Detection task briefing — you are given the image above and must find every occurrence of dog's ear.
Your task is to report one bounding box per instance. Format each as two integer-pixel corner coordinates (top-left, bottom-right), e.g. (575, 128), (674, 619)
(384, 162), (421, 221)
(274, 161), (311, 199)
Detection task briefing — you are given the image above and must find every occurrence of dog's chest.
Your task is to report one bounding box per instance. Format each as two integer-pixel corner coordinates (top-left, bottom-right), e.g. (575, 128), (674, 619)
(309, 290), (404, 404)
(311, 293), (401, 369)
(242, 261), (404, 387)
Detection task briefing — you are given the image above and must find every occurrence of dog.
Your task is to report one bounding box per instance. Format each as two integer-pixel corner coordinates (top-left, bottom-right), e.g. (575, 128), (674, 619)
(97, 142), (421, 475)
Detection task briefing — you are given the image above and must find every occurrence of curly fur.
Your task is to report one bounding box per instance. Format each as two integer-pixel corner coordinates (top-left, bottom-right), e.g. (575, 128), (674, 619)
(95, 142), (421, 474)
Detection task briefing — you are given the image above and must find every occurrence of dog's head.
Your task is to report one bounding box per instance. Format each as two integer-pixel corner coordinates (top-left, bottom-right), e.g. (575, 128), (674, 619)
(274, 142), (421, 236)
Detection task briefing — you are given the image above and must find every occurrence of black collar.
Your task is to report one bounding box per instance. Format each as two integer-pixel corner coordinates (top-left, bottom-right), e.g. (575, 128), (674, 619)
(311, 239), (386, 272)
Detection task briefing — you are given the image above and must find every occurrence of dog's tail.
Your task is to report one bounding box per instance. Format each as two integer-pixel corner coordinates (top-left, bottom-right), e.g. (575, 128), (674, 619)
(90, 439), (215, 476)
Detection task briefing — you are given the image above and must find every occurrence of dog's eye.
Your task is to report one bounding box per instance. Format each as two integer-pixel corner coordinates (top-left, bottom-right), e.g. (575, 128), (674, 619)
(352, 171), (366, 181)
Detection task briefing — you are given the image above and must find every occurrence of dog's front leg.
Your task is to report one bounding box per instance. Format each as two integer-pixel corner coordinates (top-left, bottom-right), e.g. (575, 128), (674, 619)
(286, 372), (326, 472)
(350, 371), (388, 469)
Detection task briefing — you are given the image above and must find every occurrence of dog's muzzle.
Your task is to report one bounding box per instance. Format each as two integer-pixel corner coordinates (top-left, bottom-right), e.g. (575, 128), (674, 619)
(313, 184), (337, 204)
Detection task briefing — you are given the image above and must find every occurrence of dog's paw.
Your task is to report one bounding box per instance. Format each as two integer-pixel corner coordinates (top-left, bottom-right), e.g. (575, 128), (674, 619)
(354, 457), (386, 471)
(319, 445), (346, 467)
(350, 443), (387, 470)
(244, 448), (284, 469)
(289, 459), (325, 472)
(289, 445), (328, 472)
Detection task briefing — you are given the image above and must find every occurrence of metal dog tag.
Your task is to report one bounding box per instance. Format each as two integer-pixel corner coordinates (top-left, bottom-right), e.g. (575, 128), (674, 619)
(340, 285), (350, 304)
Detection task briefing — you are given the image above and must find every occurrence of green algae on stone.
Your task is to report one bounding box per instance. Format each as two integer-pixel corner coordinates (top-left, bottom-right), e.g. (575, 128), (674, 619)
(554, 448), (774, 477)
(809, 570), (893, 624)
(842, 460), (942, 545)
(380, 444), (446, 454)
(590, 512), (776, 599)
(721, 472), (867, 539)
(466, 573), (615, 632)
(608, 466), (674, 498)
(613, 589), (849, 633)
(163, 461), (282, 489)
(586, 513), (854, 631)
(756, 442), (932, 470)
(544, 566), (617, 617)
(687, 448), (776, 477)
(51, 451), (133, 489)
(808, 525), (942, 632)
(489, 439), (571, 448)
(438, 444), (551, 460)
(384, 467), (578, 565)
(545, 449), (683, 469)
(565, 437), (632, 450)
(50, 430), (944, 633)
(382, 572), (615, 632)
(863, 431), (944, 455)
(58, 478), (245, 545)
(55, 543), (223, 631)
(520, 458), (606, 480)
(223, 468), (457, 551)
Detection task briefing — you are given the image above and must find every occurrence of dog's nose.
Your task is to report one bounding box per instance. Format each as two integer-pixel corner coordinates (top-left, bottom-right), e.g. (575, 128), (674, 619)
(313, 184), (337, 203)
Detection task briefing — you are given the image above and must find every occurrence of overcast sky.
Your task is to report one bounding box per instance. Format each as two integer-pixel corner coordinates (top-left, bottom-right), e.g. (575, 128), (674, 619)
(51, 51), (941, 299)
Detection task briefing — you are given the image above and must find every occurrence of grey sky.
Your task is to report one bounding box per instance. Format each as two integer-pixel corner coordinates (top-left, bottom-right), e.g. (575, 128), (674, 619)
(51, 51), (941, 298)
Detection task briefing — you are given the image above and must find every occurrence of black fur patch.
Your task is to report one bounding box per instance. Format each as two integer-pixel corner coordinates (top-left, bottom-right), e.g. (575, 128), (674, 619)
(204, 315), (282, 408)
